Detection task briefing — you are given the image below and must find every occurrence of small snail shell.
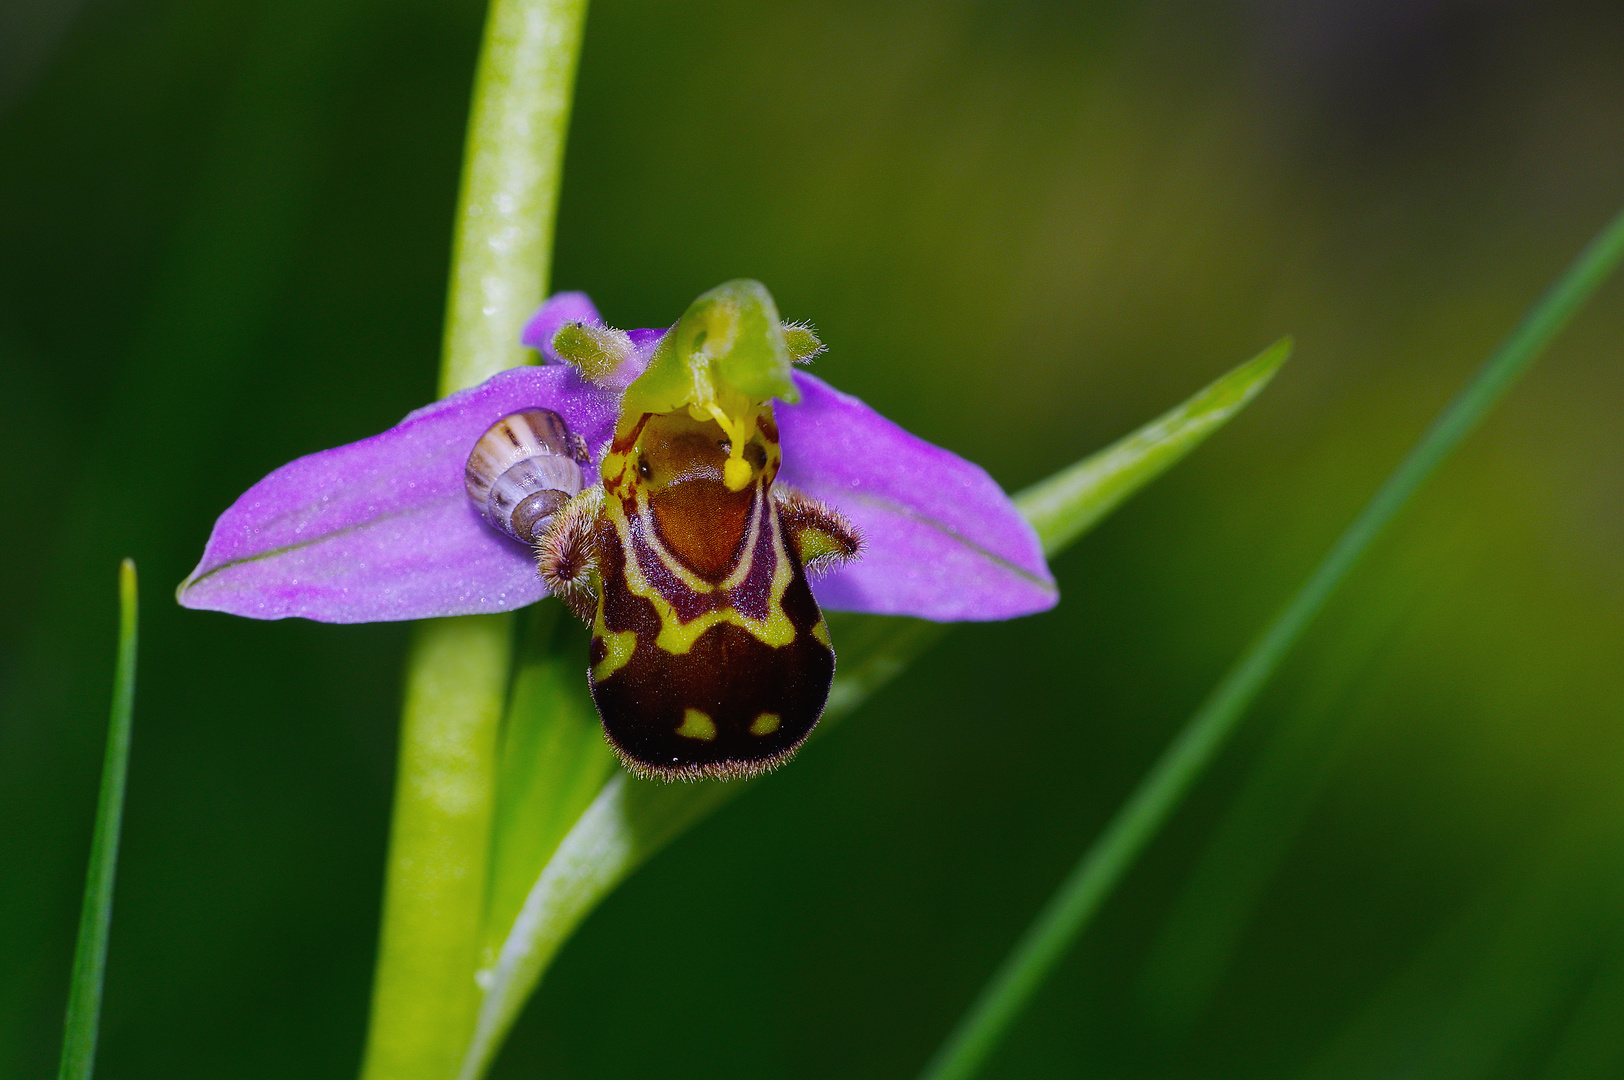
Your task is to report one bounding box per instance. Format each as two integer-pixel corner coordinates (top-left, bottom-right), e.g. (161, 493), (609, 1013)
(465, 409), (590, 544)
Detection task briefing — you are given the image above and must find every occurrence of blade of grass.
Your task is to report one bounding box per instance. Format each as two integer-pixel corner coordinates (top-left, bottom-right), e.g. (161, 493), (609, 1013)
(58, 559), (138, 1080)
(454, 342), (1289, 1079)
(916, 205), (1624, 1080)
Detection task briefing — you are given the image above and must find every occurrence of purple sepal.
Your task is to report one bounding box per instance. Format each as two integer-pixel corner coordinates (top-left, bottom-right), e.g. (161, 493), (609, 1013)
(777, 372), (1057, 621)
(177, 366), (622, 623)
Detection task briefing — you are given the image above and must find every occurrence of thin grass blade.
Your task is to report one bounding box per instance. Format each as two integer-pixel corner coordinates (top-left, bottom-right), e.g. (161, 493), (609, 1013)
(915, 205), (1624, 1080)
(58, 559), (138, 1080)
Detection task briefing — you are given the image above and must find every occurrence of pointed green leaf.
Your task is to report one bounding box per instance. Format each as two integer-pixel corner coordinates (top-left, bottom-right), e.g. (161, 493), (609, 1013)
(480, 605), (616, 970)
(456, 611), (948, 1079)
(453, 344), (1288, 1078)
(1017, 338), (1290, 555)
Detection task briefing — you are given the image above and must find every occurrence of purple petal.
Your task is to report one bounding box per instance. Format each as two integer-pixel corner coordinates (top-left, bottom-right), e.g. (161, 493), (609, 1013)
(178, 366), (622, 622)
(521, 291), (602, 362)
(777, 372), (1057, 621)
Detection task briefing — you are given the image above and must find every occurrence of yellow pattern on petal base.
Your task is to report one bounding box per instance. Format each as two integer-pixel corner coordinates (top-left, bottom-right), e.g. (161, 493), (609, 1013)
(597, 409), (798, 657)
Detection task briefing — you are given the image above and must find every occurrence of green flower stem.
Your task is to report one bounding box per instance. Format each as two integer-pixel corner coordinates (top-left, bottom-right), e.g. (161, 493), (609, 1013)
(362, 1), (588, 1078)
(363, 614), (514, 1080)
(916, 205), (1624, 1080)
(440, 0), (590, 396)
(58, 560), (138, 1080)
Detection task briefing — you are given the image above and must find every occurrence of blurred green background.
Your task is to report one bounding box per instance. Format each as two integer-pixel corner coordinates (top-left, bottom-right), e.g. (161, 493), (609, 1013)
(4, 0), (1623, 1076)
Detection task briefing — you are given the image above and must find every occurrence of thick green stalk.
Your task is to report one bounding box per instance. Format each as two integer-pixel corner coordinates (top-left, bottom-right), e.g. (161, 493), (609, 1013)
(364, 615), (514, 1080)
(57, 560), (138, 1080)
(917, 207), (1624, 1080)
(439, 0), (589, 397)
(361, 1), (588, 1078)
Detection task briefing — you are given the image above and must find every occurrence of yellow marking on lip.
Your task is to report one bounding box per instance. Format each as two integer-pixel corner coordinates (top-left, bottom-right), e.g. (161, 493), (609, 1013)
(591, 603), (638, 682)
(605, 483), (799, 656)
(810, 618), (831, 647)
(601, 410), (784, 597)
(750, 712), (781, 735)
(649, 518), (796, 655)
(677, 709), (717, 740)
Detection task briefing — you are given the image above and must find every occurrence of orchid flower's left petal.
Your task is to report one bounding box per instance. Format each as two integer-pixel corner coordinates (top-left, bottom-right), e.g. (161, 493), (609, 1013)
(778, 372), (1058, 621)
(177, 366), (621, 623)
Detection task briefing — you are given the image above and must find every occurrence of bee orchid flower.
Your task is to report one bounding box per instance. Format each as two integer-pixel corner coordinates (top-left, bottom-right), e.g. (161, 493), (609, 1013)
(179, 281), (1057, 777)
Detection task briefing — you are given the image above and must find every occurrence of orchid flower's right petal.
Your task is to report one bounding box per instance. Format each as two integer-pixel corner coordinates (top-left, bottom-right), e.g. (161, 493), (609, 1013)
(777, 372), (1058, 621)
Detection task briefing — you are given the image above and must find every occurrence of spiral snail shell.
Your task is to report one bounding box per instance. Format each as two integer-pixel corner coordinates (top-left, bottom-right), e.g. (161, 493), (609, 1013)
(465, 409), (591, 545)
